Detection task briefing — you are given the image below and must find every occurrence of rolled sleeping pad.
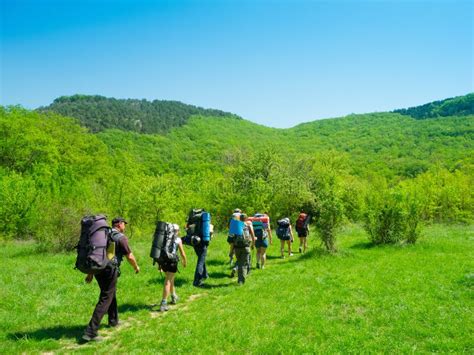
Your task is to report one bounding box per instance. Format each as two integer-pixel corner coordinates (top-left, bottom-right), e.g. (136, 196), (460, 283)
(201, 212), (211, 242)
(229, 218), (244, 236)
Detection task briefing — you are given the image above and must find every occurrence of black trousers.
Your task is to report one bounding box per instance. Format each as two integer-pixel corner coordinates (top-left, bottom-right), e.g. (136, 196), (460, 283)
(193, 243), (208, 286)
(85, 266), (118, 337)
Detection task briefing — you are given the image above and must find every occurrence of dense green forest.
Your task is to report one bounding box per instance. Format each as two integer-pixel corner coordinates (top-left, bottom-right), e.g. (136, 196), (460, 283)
(393, 93), (474, 119)
(38, 95), (241, 134)
(1, 94), (473, 250)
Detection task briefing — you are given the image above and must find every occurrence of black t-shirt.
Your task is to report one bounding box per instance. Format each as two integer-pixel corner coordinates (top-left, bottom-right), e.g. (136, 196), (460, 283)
(111, 229), (132, 267)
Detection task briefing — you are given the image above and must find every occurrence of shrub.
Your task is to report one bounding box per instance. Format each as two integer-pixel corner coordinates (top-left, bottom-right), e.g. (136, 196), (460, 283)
(364, 185), (422, 245)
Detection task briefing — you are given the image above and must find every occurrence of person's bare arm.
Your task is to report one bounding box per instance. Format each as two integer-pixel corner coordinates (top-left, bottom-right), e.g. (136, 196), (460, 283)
(178, 243), (187, 267)
(126, 253), (140, 273)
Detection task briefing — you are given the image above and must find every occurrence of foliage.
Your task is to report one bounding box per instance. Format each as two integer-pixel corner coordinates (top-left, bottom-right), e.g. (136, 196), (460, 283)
(394, 93), (474, 119)
(38, 94), (241, 134)
(1, 100), (473, 249)
(364, 182), (422, 245)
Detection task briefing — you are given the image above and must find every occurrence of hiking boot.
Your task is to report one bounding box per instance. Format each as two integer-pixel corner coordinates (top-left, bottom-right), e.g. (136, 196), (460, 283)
(261, 265), (265, 269)
(230, 269), (236, 278)
(256, 263), (260, 269)
(108, 321), (119, 328)
(160, 303), (170, 312)
(170, 294), (179, 305)
(82, 334), (103, 342)
(289, 253), (294, 256)
(299, 247), (302, 253)
(281, 255), (285, 259)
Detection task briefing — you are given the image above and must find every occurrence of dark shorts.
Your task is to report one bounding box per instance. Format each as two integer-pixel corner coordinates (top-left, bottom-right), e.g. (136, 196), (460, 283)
(255, 238), (269, 248)
(160, 262), (178, 273)
(297, 233), (308, 238)
(278, 235), (291, 241)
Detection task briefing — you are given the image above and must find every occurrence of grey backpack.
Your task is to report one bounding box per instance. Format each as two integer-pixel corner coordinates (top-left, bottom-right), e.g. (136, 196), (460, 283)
(75, 215), (112, 274)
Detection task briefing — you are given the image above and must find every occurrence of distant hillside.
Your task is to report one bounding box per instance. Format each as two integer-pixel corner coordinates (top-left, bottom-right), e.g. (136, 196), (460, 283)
(393, 93), (474, 119)
(37, 94), (241, 133)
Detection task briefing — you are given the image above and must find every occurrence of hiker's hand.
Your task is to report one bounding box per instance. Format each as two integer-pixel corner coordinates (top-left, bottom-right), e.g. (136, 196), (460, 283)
(85, 274), (93, 283)
(135, 266), (140, 274)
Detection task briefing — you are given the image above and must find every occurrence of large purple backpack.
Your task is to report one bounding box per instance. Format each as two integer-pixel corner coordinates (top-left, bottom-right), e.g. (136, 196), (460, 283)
(75, 215), (112, 274)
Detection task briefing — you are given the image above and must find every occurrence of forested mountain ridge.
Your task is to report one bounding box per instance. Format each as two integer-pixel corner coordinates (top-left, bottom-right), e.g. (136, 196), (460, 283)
(37, 94), (241, 134)
(2, 94), (473, 250)
(393, 93), (474, 119)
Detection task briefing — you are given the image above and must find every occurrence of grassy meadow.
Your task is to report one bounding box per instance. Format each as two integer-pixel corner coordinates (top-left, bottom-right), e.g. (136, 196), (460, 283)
(1, 224), (473, 353)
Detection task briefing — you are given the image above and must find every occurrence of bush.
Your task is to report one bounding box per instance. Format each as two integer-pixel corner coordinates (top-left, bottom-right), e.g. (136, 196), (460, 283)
(364, 185), (422, 245)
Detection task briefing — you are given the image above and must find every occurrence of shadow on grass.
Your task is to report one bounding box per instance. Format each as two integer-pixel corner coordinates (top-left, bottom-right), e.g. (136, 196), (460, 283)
(266, 255), (283, 260)
(207, 259), (227, 266)
(118, 303), (154, 313)
(8, 325), (84, 343)
(208, 271), (230, 279)
(147, 277), (188, 287)
(195, 282), (234, 289)
(349, 241), (375, 250)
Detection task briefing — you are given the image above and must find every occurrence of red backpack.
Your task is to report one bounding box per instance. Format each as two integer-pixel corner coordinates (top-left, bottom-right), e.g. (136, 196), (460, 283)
(295, 213), (308, 234)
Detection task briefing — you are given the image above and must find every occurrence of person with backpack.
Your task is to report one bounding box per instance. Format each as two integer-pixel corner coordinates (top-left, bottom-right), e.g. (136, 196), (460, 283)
(233, 213), (255, 285)
(156, 224), (187, 312)
(295, 211), (310, 253)
(185, 209), (212, 288)
(228, 208), (242, 266)
(250, 212), (272, 269)
(276, 217), (294, 258)
(83, 217), (140, 342)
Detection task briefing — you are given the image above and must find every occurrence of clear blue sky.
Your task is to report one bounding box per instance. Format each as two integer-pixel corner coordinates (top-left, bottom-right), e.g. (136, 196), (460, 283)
(1, 0), (472, 128)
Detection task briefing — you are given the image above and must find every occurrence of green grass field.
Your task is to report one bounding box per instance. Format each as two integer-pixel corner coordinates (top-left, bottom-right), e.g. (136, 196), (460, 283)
(1, 224), (473, 353)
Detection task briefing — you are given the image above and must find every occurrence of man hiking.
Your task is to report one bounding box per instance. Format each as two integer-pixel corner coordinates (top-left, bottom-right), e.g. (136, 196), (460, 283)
(83, 217), (140, 342)
(233, 213), (255, 285)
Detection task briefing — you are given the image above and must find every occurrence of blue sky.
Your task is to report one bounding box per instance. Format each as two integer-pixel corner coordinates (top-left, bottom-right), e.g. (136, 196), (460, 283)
(1, 0), (472, 128)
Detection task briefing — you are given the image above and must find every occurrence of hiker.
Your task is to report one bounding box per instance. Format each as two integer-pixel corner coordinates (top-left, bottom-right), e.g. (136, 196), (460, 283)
(251, 212), (272, 269)
(83, 217), (140, 342)
(295, 211), (310, 253)
(157, 224), (187, 312)
(233, 213), (255, 285)
(228, 208), (242, 266)
(276, 217), (294, 258)
(192, 224), (213, 287)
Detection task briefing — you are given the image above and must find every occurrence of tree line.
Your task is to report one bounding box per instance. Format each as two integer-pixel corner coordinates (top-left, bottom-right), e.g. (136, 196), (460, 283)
(1, 100), (473, 252)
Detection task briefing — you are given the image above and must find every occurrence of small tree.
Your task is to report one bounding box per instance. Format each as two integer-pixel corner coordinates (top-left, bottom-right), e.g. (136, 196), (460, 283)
(311, 171), (344, 253)
(364, 184), (422, 245)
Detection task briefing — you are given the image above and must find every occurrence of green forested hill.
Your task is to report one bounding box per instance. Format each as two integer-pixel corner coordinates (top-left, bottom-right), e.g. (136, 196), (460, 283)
(1, 95), (473, 250)
(393, 93), (474, 119)
(37, 94), (241, 133)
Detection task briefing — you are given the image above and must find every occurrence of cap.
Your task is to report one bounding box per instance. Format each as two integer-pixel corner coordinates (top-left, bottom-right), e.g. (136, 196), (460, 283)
(112, 217), (128, 225)
(233, 208), (242, 213)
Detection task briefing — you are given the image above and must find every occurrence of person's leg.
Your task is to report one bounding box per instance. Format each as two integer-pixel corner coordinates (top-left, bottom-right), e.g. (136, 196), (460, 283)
(280, 240), (285, 257)
(162, 272), (172, 302)
(228, 243), (234, 264)
(107, 290), (118, 326)
(85, 267), (117, 337)
(193, 244), (207, 286)
(287, 240), (292, 255)
(303, 237), (308, 253)
(260, 247), (267, 268)
(235, 248), (245, 283)
(299, 237), (303, 253)
(256, 247), (261, 268)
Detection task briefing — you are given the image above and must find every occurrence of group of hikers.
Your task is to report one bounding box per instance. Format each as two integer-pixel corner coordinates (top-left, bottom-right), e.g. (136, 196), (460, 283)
(77, 209), (310, 342)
